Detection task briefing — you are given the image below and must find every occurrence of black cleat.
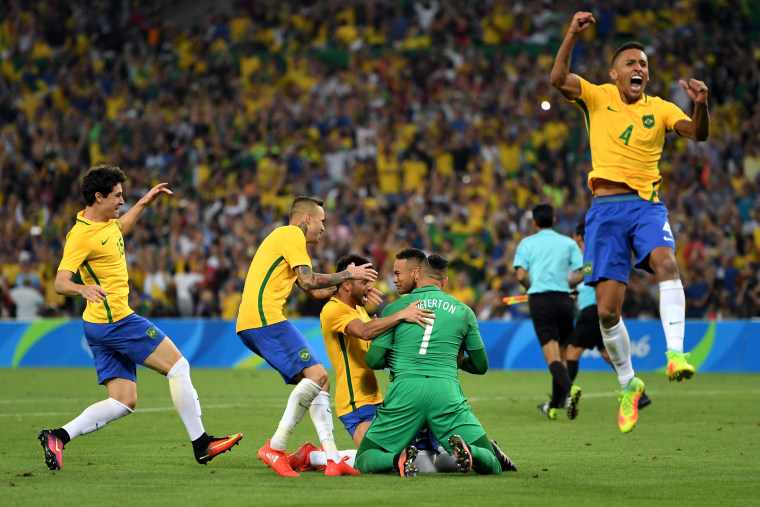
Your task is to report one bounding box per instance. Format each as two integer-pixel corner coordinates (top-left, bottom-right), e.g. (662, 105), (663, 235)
(537, 402), (558, 420)
(38, 429), (64, 470)
(638, 391), (652, 410)
(490, 439), (517, 472)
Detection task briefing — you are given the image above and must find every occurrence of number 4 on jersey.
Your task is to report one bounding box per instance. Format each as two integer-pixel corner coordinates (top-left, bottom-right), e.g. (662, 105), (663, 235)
(619, 125), (633, 145)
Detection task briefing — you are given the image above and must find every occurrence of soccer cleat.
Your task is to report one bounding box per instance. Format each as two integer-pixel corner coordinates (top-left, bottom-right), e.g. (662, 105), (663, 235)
(448, 435), (472, 474)
(618, 377), (645, 434)
(638, 391), (652, 409)
(537, 402), (558, 420)
(38, 429), (63, 470)
(397, 444), (419, 477)
(258, 440), (300, 477)
(287, 442), (318, 471)
(567, 385), (582, 420)
(666, 351), (696, 382)
(490, 439), (517, 472)
(326, 455), (360, 476)
(195, 433), (243, 464)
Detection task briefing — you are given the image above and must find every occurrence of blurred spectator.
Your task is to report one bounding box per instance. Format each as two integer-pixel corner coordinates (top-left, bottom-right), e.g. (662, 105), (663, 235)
(9, 277), (45, 319)
(0, 0), (757, 320)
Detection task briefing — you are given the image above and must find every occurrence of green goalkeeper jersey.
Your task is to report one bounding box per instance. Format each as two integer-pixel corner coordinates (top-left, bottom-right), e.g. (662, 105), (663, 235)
(371, 286), (485, 380)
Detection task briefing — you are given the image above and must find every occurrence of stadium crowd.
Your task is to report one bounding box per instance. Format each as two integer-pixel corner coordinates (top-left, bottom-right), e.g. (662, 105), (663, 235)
(0, 0), (759, 321)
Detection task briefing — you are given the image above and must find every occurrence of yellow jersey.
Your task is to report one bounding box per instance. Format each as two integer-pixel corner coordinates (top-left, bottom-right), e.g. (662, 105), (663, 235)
(58, 211), (131, 324)
(237, 225), (312, 331)
(320, 297), (383, 417)
(574, 77), (690, 201)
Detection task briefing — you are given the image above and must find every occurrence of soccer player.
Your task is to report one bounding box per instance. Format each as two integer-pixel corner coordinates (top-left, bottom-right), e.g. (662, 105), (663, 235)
(567, 223), (652, 409)
(514, 203), (584, 421)
(355, 255), (502, 476)
(237, 196), (377, 477)
(39, 164), (242, 471)
(286, 254), (435, 472)
(551, 12), (709, 432)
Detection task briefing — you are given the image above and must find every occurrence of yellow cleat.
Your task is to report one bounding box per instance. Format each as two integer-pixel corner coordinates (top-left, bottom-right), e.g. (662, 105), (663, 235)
(618, 377), (645, 433)
(666, 351), (696, 382)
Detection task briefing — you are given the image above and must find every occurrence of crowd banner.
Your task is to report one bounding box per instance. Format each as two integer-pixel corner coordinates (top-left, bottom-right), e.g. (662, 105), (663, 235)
(1, 318), (757, 372)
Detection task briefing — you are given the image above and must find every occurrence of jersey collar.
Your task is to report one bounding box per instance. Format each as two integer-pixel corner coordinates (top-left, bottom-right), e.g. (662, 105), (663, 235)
(410, 285), (443, 294)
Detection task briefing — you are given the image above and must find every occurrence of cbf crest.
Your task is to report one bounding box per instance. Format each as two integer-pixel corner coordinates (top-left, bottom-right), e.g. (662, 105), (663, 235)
(146, 327), (158, 339)
(642, 115), (655, 129)
(299, 348), (311, 362)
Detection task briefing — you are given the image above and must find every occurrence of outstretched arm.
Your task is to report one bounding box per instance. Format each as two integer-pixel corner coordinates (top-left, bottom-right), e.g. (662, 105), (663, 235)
(550, 11), (595, 100)
(118, 182), (173, 236)
(674, 79), (710, 141)
(345, 300), (435, 341)
(294, 262), (378, 291)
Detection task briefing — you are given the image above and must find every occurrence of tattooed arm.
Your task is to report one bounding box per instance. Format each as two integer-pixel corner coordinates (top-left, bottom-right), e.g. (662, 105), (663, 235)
(301, 285), (338, 299)
(293, 263), (378, 292)
(550, 11), (595, 100)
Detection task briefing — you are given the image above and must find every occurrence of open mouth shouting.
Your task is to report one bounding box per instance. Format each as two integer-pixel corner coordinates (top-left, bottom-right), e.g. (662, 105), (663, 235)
(630, 75), (643, 92)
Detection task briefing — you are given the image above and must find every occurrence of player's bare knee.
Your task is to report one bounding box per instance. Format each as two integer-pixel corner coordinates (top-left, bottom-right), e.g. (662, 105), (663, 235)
(116, 393), (137, 411)
(653, 256), (679, 281)
(303, 365), (329, 388)
(597, 307), (620, 329)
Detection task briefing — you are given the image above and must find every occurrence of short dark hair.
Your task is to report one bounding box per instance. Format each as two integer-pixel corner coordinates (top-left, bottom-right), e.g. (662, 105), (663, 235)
(574, 222), (585, 238)
(531, 203), (554, 228)
(336, 254), (371, 273)
(420, 254), (448, 281)
(396, 248), (426, 265)
(290, 196), (324, 220)
(611, 41), (646, 66)
(81, 164), (127, 206)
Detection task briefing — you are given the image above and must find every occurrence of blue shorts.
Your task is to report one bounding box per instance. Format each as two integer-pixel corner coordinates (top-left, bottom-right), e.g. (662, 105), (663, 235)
(583, 194), (675, 285)
(409, 426), (442, 451)
(339, 403), (379, 437)
(237, 320), (321, 384)
(83, 313), (166, 384)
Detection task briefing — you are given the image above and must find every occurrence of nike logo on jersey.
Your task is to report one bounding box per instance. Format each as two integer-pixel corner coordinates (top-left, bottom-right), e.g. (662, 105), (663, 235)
(663, 236), (674, 242)
(266, 453), (280, 463)
(101, 238), (109, 245)
(607, 106), (620, 112)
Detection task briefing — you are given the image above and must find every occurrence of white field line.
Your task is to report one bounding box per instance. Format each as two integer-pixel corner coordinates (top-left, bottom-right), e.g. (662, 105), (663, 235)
(3, 389), (760, 418)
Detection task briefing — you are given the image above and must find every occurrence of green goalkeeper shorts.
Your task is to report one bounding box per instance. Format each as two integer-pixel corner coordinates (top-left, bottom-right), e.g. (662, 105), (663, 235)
(363, 376), (487, 454)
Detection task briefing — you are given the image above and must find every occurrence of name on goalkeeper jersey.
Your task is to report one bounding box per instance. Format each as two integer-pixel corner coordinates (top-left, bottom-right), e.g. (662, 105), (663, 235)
(417, 299), (457, 314)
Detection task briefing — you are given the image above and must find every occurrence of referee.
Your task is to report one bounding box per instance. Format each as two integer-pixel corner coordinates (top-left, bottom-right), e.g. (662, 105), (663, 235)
(514, 204), (584, 420)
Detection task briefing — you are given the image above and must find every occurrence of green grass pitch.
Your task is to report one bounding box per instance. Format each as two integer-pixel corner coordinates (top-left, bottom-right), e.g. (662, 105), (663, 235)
(1, 368), (758, 506)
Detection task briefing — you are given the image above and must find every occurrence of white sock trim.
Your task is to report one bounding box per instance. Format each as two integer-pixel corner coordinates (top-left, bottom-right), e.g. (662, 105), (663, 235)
(167, 357), (189, 379)
(168, 356), (205, 440)
(109, 397), (134, 414)
(271, 379), (322, 450)
(600, 319), (635, 388)
(659, 278), (686, 353)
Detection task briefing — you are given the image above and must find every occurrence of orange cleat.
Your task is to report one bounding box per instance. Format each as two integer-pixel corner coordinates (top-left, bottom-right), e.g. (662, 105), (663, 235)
(258, 440), (300, 477)
(288, 442), (318, 471)
(326, 455), (360, 476)
(195, 433), (243, 464)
